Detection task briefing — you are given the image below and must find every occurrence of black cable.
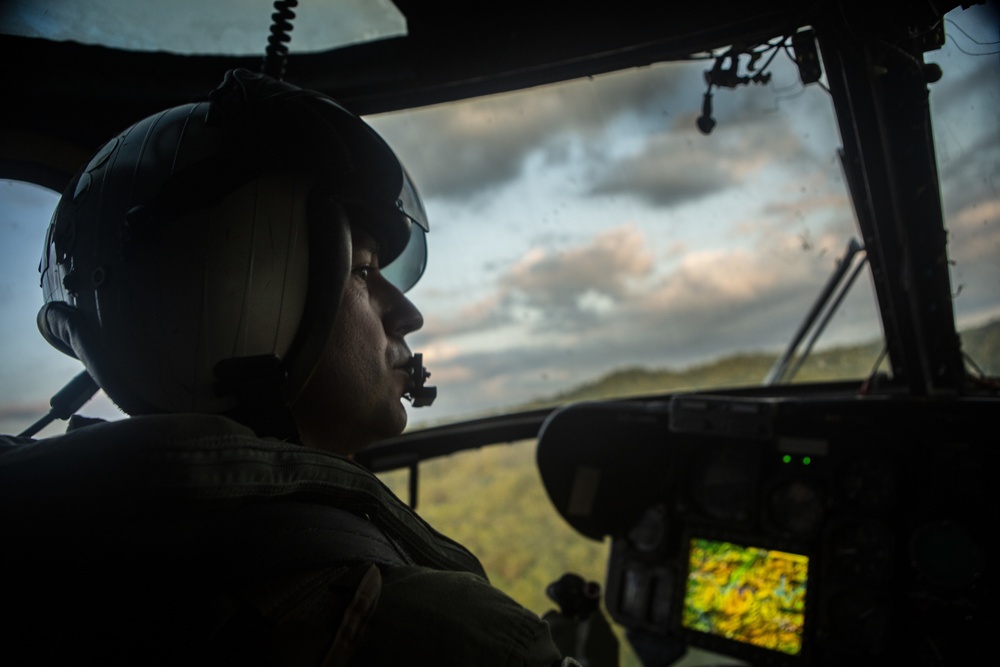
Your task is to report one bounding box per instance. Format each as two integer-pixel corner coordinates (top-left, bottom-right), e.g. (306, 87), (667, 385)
(262, 0), (298, 80)
(18, 371), (100, 438)
(945, 17), (1000, 46)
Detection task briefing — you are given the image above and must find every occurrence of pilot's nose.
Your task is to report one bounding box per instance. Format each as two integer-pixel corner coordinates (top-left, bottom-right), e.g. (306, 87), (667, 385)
(384, 280), (424, 337)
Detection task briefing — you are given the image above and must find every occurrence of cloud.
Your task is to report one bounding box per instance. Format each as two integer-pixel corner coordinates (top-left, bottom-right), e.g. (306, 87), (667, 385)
(421, 291), (511, 338)
(587, 134), (735, 206)
(501, 225), (653, 304)
(0, 179), (59, 216)
(946, 196), (1000, 321)
(938, 125), (1000, 217)
(639, 247), (792, 310)
(421, 224), (656, 341)
(406, 219), (858, 427)
(0, 401), (49, 423)
(370, 50), (835, 214)
(585, 93), (813, 207)
(406, 244), (862, 425)
(949, 198), (1000, 262)
(760, 193), (850, 222)
(368, 64), (692, 200)
(457, 216), (844, 346)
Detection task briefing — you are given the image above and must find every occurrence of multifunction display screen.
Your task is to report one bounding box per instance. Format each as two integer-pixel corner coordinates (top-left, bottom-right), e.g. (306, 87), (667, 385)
(682, 538), (808, 655)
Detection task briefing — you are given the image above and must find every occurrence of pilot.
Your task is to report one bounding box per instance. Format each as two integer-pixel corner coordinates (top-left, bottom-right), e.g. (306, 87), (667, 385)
(0, 69), (594, 666)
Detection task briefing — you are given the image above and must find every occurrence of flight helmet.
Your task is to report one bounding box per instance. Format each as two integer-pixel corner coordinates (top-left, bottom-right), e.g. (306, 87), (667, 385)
(37, 68), (429, 431)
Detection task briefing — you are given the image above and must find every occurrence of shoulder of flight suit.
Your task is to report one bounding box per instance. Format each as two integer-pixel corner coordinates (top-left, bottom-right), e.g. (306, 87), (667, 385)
(351, 565), (564, 667)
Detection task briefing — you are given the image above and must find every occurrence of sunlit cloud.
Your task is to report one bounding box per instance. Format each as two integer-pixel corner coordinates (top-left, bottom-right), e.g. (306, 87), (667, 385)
(760, 193), (852, 223)
(641, 247), (793, 309)
(502, 225), (653, 303)
(421, 225), (655, 339)
(424, 362), (475, 386)
(949, 199), (1000, 262)
(419, 211), (865, 411)
(422, 292), (510, 338)
(417, 221), (840, 378)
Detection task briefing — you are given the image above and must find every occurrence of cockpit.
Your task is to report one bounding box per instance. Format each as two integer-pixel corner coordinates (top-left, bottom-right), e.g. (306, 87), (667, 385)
(1, 1), (997, 665)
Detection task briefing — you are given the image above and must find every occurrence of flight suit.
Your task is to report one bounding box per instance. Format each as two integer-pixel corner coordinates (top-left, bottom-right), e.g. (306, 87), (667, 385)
(0, 414), (570, 666)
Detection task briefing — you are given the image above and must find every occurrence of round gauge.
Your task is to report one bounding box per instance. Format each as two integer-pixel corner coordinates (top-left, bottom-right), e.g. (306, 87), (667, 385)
(649, 566), (675, 627)
(767, 479), (825, 537)
(628, 504), (669, 553)
(839, 457), (896, 508)
(824, 587), (889, 650)
(826, 518), (894, 582)
(909, 521), (981, 589)
(689, 447), (756, 522)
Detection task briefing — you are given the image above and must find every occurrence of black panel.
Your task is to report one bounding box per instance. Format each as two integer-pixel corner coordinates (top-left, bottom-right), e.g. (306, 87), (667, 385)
(537, 394), (996, 665)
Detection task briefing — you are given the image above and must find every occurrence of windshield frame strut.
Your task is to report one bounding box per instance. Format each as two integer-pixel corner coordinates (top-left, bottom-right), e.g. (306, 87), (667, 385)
(815, 6), (966, 396)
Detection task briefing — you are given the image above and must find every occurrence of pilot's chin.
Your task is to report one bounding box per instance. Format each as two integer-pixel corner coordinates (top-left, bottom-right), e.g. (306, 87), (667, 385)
(382, 400), (409, 437)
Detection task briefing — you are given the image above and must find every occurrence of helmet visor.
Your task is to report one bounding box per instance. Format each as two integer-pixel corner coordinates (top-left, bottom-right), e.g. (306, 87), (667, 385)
(382, 222), (427, 293)
(383, 167), (428, 292)
(347, 165), (428, 293)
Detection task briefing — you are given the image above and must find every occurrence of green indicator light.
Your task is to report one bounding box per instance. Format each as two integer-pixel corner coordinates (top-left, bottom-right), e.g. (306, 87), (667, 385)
(802, 456), (811, 465)
(782, 455), (792, 464)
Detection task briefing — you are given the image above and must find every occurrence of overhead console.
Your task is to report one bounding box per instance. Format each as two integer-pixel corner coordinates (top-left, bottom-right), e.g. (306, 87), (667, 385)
(537, 394), (994, 666)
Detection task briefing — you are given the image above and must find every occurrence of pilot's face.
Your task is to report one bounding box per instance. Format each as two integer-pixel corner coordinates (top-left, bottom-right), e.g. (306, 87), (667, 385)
(292, 226), (424, 455)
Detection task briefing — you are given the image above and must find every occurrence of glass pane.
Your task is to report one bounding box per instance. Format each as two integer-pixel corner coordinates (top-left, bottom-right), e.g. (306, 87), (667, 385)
(0, 180), (124, 437)
(378, 440), (645, 666)
(0, 0), (406, 55)
(926, 3), (1000, 378)
(370, 49), (882, 431)
(379, 440), (608, 611)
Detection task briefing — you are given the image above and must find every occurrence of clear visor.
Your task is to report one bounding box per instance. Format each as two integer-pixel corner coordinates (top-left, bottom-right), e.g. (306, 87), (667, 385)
(398, 167), (429, 233)
(382, 222), (427, 293)
(380, 167), (428, 293)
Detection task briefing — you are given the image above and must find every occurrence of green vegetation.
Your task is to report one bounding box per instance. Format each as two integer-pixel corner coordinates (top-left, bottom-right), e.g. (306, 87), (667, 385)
(532, 340), (886, 407)
(379, 319), (998, 664)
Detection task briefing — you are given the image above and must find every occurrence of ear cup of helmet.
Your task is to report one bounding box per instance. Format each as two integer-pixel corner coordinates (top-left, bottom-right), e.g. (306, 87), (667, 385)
(40, 172), (341, 418)
(281, 194), (351, 407)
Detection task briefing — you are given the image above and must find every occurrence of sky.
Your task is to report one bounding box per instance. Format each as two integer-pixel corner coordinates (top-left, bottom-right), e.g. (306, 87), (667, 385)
(1, 3), (997, 436)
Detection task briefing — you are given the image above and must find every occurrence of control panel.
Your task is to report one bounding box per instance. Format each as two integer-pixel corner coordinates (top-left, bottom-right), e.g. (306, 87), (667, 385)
(536, 394), (993, 665)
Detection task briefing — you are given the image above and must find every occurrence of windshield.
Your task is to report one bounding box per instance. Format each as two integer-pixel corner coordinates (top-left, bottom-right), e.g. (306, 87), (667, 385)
(1, 7), (997, 439)
(0, 0), (406, 54)
(371, 8), (998, 431)
(924, 10), (1000, 380)
(377, 47), (879, 430)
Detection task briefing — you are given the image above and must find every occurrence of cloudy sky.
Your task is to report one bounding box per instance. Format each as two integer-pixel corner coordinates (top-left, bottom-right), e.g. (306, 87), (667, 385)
(1, 2), (997, 436)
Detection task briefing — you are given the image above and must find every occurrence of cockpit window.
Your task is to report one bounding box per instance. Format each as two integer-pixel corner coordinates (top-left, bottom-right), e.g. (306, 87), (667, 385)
(925, 7), (1000, 378)
(0, 0), (406, 55)
(0, 7), (996, 438)
(0, 180), (124, 437)
(372, 46), (884, 430)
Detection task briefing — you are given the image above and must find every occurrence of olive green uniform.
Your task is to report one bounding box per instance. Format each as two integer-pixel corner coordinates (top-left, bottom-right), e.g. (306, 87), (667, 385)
(0, 415), (567, 666)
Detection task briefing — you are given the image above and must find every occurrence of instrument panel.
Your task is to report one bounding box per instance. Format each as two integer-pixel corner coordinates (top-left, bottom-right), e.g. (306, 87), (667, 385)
(536, 394), (993, 665)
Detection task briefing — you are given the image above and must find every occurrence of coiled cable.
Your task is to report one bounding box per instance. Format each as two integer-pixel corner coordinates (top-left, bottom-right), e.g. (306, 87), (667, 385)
(262, 0), (298, 80)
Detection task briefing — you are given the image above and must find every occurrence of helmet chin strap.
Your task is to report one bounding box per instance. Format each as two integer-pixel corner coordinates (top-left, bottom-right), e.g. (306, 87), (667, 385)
(402, 353), (436, 407)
